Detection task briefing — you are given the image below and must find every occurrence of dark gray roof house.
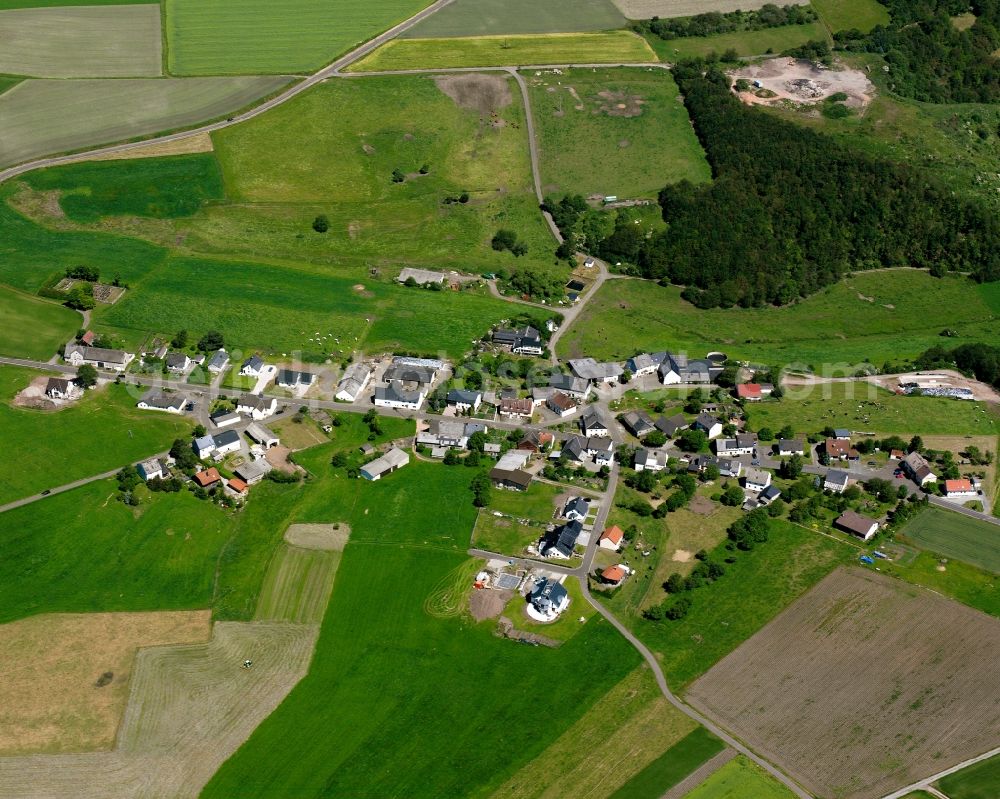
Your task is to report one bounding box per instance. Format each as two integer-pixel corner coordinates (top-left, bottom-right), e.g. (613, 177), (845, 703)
(384, 365), (436, 385)
(531, 579), (568, 614)
(561, 435), (587, 462)
(655, 414), (688, 436)
(276, 369), (315, 388)
(542, 520), (583, 558)
(620, 410), (655, 438)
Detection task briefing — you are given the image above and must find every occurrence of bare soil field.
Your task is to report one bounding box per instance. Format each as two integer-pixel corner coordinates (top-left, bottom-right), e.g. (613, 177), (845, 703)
(614, 0), (807, 18)
(435, 73), (512, 114)
(61, 133), (215, 165)
(0, 611), (210, 756)
(0, 621), (318, 799)
(687, 568), (1000, 799)
(731, 57), (875, 109)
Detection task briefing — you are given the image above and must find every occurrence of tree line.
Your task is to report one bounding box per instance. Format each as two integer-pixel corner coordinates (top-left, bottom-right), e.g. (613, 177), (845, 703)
(914, 342), (1000, 387)
(632, 3), (817, 40)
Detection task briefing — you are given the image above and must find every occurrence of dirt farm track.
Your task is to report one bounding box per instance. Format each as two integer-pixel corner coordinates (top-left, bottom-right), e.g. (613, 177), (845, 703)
(687, 568), (1000, 799)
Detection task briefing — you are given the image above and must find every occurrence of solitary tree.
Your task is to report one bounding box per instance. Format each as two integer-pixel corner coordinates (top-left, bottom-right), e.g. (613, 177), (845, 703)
(171, 329), (188, 349)
(312, 215), (329, 233)
(74, 364), (98, 389)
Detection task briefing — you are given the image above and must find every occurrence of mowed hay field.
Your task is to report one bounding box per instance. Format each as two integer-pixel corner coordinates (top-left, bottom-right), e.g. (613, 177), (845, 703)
(0, 610), (210, 756)
(526, 67), (710, 198)
(165, 0), (431, 75)
(0, 622), (320, 799)
(899, 507), (1000, 573)
(613, 0), (810, 17)
(401, 0), (626, 38)
(348, 31), (657, 71)
(254, 545), (342, 624)
(0, 285), (79, 361)
(812, 0), (890, 33)
(558, 271), (1000, 367)
(687, 568), (1000, 799)
(0, 76), (289, 168)
(0, 5), (161, 78)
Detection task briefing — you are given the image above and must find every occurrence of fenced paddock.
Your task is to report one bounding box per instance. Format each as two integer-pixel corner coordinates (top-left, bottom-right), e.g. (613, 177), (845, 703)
(687, 568), (1000, 799)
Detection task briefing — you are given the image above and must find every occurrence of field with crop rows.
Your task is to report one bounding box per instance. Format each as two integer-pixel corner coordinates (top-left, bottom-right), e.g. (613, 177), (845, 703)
(0, 77), (289, 168)
(688, 568), (1000, 799)
(165, 0), (430, 75)
(0, 4), (161, 78)
(899, 507), (1000, 573)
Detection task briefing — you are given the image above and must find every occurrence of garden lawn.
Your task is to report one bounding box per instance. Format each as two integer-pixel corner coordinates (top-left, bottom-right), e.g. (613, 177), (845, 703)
(0, 76), (289, 168)
(899, 507), (1000, 573)
(811, 0), (889, 34)
(165, 0), (431, 75)
(203, 458), (641, 797)
(683, 755), (799, 799)
(937, 753), (1000, 799)
(607, 727), (726, 799)
(401, 0), (625, 37)
(0, 367), (192, 505)
(471, 479), (562, 553)
(0, 185), (168, 291)
(23, 154), (225, 223)
(557, 271), (1000, 368)
(601, 519), (852, 688)
(526, 67), (710, 198)
(0, 285), (79, 360)
(101, 254), (514, 359)
(883, 548), (1000, 618)
(0, 479), (231, 624)
(347, 32), (657, 72)
(195, 75), (560, 276)
(643, 22), (826, 60)
(746, 384), (998, 437)
(0, 4), (161, 78)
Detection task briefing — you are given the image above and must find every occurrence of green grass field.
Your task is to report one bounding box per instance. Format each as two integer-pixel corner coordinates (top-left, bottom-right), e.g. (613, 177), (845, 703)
(884, 548), (1000, 617)
(937, 754), (1000, 799)
(402, 0), (626, 38)
(195, 75), (560, 275)
(526, 67), (710, 198)
(643, 22), (827, 61)
(811, 0), (889, 34)
(0, 0), (153, 6)
(23, 154), (225, 222)
(101, 254), (514, 359)
(0, 367), (192, 505)
(165, 0), (430, 75)
(899, 507), (1000, 573)
(0, 4), (161, 78)
(202, 456), (642, 797)
(472, 480), (562, 553)
(0, 76), (289, 168)
(684, 755), (799, 799)
(608, 728), (726, 799)
(0, 285), (79, 360)
(0, 185), (168, 291)
(347, 31), (658, 71)
(558, 271), (1000, 368)
(600, 519), (852, 688)
(0, 479), (232, 623)
(747, 384), (998, 437)
(0, 76), (21, 96)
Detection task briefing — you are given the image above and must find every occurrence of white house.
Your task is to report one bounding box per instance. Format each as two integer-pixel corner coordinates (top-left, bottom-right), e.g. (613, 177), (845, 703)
(586, 437), (614, 466)
(374, 382), (424, 410)
(528, 579), (569, 621)
(580, 408), (609, 438)
(236, 393), (277, 420)
(824, 469), (851, 494)
(212, 430), (242, 457)
(625, 352), (664, 378)
(45, 376), (77, 399)
(137, 389), (187, 414)
(903, 451), (938, 487)
(598, 525), (624, 551)
(65, 344), (134, 372)
(634, 448), (668, 472)
(136, 457), (164, 481)
(546, 391), (578, 418)
(835, 510), (879, 541)
(777, 439), (804, 456)
(193, 434), (216, 459)
(207, 349), (230, 373)
(335, 362), (371, 402)
(447, 389), (482, 412)
(276, 369), (316, 389)
(744, 467), (772, 493)
(568, 357), (624, 385)
(548, 373), (591, 400)
(210, 411), (241, 428)
(165, 352), (190, 373)
(944, 478), (977, 498)
(715, 433), (757, 457)
(693, 413), (723, 439)
(360, 447), (409, 481)
(240, 355), (266, 377)
(563, 496), (591, 522)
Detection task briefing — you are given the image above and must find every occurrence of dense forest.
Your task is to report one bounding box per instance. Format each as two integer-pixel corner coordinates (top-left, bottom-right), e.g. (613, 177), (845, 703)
(549, 64), (1000, 308)
(836, 0), (1000, 102)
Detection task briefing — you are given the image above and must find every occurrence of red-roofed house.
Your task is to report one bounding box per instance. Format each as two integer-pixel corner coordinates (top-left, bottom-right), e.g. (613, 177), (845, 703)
(228, 477), (249, 494)
(80, 330), (95, 346)
(598, 525), (624, 551)
(944, 478), (976, 498)
(193, 467), (221, 488)
(736, 383), (762, 401)
(601, 565), (627, 586)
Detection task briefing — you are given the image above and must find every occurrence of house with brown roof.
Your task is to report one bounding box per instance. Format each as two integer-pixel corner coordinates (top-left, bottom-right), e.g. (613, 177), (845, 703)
(193, 468), (221, 488)
(835, 510), (879, 541)
(499, 397), (533, 419)
(490, 467), (532, 491)
(825, 438), (859, 461)
(903, 451), (937, 487)
(546, 391), (578, 417)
